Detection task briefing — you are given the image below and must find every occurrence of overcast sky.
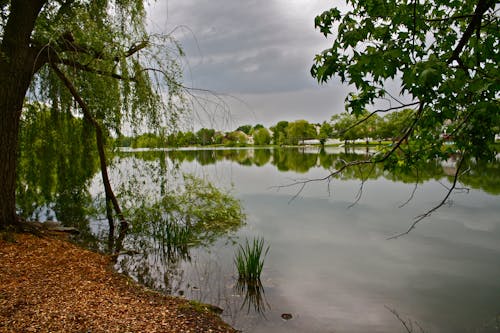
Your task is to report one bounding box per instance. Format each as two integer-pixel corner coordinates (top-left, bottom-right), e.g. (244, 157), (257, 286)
(147, 0), (351, 131)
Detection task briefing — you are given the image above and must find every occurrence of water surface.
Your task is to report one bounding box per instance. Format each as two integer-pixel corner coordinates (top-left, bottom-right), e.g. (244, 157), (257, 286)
(115, 147), (500, 333)
(18, 146), (499, 332)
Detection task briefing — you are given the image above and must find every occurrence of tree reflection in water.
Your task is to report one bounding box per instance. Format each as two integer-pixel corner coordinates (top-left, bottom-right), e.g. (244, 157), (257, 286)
(166, 147), (500, 195)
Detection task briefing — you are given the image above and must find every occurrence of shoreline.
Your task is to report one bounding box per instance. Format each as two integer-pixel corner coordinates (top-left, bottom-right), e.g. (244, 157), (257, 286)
(0, 233), (236, 333)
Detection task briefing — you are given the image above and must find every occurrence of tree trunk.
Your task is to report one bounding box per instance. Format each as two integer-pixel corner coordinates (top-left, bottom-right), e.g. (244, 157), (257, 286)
(0, 50), (38, 230)
(0, 82), (24, 230)
(0, 0), (48, 229)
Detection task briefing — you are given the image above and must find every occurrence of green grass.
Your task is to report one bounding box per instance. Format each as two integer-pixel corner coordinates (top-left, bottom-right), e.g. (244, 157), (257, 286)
(234, 237), (269, 282)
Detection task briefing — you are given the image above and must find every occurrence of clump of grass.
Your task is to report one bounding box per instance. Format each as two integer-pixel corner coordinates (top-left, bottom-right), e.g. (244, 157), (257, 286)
(234, 237), (269, 282)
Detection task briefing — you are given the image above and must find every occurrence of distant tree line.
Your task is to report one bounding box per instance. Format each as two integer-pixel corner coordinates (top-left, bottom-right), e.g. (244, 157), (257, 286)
(117, 109), (468, 148)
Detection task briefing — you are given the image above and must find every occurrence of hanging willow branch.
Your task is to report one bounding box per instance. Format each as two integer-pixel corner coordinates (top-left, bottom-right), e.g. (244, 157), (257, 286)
(51, 63), (128, 252)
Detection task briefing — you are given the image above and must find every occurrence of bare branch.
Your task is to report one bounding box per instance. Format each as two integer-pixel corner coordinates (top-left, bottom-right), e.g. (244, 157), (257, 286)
(287, 182), (307, 204)
(388, 154), (466, 240)
(385, 306), (414, 333)
(385, 306), (426, 333)
(399, 169), (419, 208)
(348, 163), (376, 209)
(337, 101), (420, 137)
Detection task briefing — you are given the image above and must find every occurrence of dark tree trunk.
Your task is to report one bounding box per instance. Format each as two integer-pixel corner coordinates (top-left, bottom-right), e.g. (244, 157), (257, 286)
(0, 0), (47, 230)
(0, 78), (24, 230)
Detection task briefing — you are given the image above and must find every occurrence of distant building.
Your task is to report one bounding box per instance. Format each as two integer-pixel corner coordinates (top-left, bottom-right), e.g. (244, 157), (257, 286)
(298, 139), (321, 145)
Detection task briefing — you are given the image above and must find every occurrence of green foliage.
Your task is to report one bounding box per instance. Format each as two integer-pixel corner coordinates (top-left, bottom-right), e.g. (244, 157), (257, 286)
(16, 102), (98, 239)
(312, 0), (499, 164)
(378, 109), (416, 142)
(126, 174), (245, 248)
(224, 131), (248, 146)
(318, 121), (334, 141)
(252, 128), (271, 145)
(252, 124), (265, 132)
(236, 125), (253, 135)
(196, 128), (216, 146)
(286, 120), (317, 145)
(131, 132), (164, 148)
(22, 0), (187, 139)
(234, 237), (269, 282)
(270, 121), (289, 145)
(115, 135), (133, 147)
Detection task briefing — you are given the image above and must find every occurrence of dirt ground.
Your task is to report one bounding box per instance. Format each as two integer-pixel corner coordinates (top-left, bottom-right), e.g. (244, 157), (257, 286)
(0, 233), (236, 333)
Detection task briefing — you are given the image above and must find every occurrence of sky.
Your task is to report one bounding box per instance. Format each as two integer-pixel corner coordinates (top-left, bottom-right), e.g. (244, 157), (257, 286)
(146, 0), (352, 131)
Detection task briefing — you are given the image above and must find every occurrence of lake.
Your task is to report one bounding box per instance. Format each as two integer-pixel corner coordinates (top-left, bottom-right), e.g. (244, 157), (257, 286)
(19, 146), (500, 332)
(105, 147), (500, 333)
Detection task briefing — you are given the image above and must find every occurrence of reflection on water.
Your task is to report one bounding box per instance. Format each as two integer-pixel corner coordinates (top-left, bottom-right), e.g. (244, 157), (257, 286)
(17, 144), (500, 332)
(162, 147), (500, 194)
(235, 279), (270, 316)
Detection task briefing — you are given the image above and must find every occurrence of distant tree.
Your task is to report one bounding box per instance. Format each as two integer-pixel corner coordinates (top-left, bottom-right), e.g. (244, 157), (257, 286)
(166, 133), (179, 147)
(213, 132), (225, 145)
(252, 124), (265, 133)
(253, 128), (272, 145)
(132, 133), (162, 148)
(380, 109), (417, 142)
(270, 121), (289, 145)
(236, 125), (253, 135)
(357, 110), (381, 144)
(286, 120), (317, 145)
(196, 128), (215, 146)
(225, 131), (248, 146)
(318, 121), (334, 145)
(331, 113), (361, 144)
(179, 131), (198, 146)
(116, 135), (133, 148)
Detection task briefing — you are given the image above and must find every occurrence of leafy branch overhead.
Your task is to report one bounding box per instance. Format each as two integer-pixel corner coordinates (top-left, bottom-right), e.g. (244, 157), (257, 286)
(310, 0), (499, 235)
(312, 0), (499, 162)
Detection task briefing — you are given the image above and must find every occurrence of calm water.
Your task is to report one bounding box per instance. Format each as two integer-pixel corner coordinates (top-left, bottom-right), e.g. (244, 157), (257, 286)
(20, 146), (499, 332)
(110, 147), (500, 333)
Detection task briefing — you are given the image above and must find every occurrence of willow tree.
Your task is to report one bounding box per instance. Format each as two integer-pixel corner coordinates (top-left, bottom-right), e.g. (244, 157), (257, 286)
(311, 0), (499, 236)
(0, 0), (185, 231)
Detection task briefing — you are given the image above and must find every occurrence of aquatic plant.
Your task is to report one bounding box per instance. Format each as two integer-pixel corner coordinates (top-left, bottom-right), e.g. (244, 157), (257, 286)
(234, 237), (269, 282)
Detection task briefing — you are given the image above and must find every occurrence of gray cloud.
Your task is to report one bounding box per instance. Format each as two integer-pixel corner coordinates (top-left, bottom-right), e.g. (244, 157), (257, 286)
(147, 0), (347, 128)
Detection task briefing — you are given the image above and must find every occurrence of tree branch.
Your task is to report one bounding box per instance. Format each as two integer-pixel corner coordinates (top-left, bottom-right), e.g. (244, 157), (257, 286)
(124, 40), (149, 58)
(385, 306), (426, 333)
(425, 14), (475, 22)
(338, 101), (420, 138)
(56, 57), (136, 81)
(387, 154), (466, 240)
(51, 63), (129, 253)
(275, 101), (425, 195)
(399, 168), (419, 208)
(447, 0), (495, 64)
(36, 44), (138, 81)
(52, 32), (149, 63)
